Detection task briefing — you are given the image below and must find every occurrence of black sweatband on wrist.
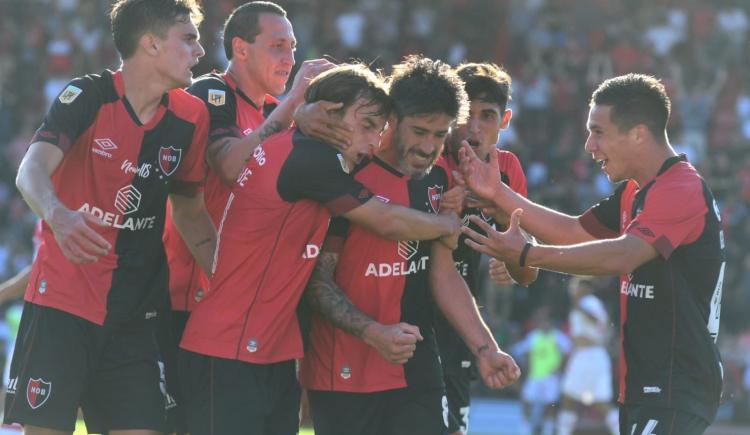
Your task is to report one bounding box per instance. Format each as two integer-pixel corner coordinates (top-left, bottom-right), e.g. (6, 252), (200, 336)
(519, 242), (532, 267)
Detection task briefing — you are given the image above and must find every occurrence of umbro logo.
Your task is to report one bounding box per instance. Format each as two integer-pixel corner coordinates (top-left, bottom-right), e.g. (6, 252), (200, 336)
(92, 138), (118, 158)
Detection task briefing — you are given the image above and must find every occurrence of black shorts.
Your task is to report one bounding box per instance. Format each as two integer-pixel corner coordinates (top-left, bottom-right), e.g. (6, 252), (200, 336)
(3, 302), (167, 433)
(620, 404), (710, 435)
(444, 373), (471, 433)
(308, 387), (448, 435)
(178, 349), (300, 435)
(156, 308), (191, 434)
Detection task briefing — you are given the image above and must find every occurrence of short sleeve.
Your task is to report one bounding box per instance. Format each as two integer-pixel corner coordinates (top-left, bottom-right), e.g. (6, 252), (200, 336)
(321, 217), (351, 253)
(187, 77), (242, 144)
(31, 76), (101, 153)
(278, 134), (372, 216)
(497, 150), (528, 197)
(171, 103), (210, 194)
(579, 181), (630, 239)
(625, 177), (707, 259)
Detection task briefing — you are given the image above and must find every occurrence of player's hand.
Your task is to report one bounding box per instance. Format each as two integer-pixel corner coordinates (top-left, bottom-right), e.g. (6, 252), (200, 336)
(294, 101), (353, 150)
(488, 258), (515, 285)
(462, 209), (528, 265)
(286, 58), (338, 105)
(458, 141), (504, 201)
(477, 347), (521, 389)
(48, 207), (110, 264)
(439, 185), (465, 215)
(362, 322), (423, 365)
(438, 212), (461, 251)
(465, 196), (509, 227)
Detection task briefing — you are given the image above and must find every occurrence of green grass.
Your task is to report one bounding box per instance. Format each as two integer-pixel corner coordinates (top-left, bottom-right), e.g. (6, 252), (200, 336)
(73, 421), (315, 434)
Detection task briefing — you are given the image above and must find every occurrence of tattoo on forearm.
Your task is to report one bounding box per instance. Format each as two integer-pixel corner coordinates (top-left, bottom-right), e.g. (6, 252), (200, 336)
(305, 252), (373, 338)
(258, 120), (284, 142)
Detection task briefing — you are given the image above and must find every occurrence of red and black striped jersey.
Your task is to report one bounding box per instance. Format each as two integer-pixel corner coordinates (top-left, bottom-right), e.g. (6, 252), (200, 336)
(437, 148), (528, 376)
(180, 129), (371, 364)
(163, 73), (278, 312)
(300, 157), (453, 393)
(25, 70), (208, 326)
(579, 154), (724, 422)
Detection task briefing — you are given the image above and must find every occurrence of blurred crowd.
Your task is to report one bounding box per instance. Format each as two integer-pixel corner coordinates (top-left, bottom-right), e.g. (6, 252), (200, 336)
(0, 0), (749, 425)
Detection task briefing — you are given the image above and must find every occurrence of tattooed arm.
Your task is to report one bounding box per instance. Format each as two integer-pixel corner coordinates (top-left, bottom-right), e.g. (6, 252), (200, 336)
(305, 251), (423, 364)
(168, 191), (217, 275)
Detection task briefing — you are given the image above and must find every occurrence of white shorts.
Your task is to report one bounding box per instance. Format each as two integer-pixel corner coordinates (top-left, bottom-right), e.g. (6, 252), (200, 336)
(521, 374), (560, 404)
(561, 346), (613, 404)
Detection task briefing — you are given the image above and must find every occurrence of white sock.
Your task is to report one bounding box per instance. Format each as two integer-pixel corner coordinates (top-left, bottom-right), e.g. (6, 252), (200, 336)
(556, 409), (577, 435)
(606, 408), (620, 435)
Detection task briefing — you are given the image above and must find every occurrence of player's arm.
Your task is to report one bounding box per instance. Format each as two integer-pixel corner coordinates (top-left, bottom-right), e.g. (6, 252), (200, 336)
(343, 198), (459, 241)
(458, 143), (593, 245)
(429, 241), (520, 389)
(0, 265), (31, 304)
(207, 60), (352, 186)
(463, 210), (659, 276)
(305, 250), (423, 364)
(16, 142), (110, 264)
(168, 191), (216, 275)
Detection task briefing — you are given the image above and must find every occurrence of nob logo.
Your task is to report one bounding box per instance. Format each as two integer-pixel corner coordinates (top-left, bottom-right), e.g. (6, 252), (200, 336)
(397, 240), (419, 260)
(115, 185), (142, 215)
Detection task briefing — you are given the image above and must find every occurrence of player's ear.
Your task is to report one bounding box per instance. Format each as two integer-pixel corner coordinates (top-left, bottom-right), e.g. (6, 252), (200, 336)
(141, 32), (159, 56)
(231, 36), (248, 60)
(500, 109), (512, 130)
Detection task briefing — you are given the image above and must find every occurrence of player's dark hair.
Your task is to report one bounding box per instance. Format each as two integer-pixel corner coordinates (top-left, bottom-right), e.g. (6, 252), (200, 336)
(456, 62), (512, 112)
(591, 73), (670, 140)
(222, 1), (287, 60)
(305, 63), (392, 119)
(388, 55), (469, 123)
(110, 0), (203, 60)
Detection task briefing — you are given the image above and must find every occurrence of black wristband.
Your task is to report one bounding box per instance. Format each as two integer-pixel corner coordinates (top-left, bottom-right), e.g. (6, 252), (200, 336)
(519, 242), (532, 267)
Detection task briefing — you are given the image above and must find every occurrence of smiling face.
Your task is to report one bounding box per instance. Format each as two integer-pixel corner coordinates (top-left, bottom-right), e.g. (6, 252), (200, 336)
(390, 113), (453, 178)
(238, 12), (296, 96)
(585, 104), (636, 183)
(153, 16), (205, 88)
(338, 97), (388, 169)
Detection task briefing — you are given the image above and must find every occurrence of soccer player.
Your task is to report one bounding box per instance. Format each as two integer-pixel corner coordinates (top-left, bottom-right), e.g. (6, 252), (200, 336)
(460, 74), (725, 435)
(6, 1), (215, 434)
(300, 56), (520, 435)
(178, 63), (462, 435)
(556, 277), (619, 435)
(158, 3), (344, 430)
(438, 62), (538, 435)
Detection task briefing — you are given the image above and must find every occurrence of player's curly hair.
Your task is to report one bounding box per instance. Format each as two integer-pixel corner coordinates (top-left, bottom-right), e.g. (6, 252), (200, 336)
(456, 62), (512, 112)
(388, 55), (469, 124)
(304, 63), (392, 119)
(591, 73), (670, 140)
(110, 0), (203, 59)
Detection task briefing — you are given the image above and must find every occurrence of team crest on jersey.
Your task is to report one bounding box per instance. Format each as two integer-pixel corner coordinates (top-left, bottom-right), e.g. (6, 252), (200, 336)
(26, 378), (52, 409)
(207, 89), (226, 107)
(427, 185), (443, 213)
(58, 85), (82, 104)
(158, 146), (182, 176)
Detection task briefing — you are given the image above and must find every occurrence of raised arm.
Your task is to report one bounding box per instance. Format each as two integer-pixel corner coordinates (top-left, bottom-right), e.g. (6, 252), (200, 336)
(430, 241), (520, 389)
(463, 210), (658, 276)
(16, 142), (110, 264)
(305, 251), (423, 364)
(458, 143), (594, 245)
(208, 60), (352, 185)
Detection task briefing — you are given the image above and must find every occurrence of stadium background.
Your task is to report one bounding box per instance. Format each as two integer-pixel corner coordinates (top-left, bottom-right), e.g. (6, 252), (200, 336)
(0, 0), (748, 434)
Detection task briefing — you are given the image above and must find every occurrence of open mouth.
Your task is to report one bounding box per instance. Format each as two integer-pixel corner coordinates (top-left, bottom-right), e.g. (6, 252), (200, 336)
(596, 158), (608, 169)
(467, 139), (480, 148)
